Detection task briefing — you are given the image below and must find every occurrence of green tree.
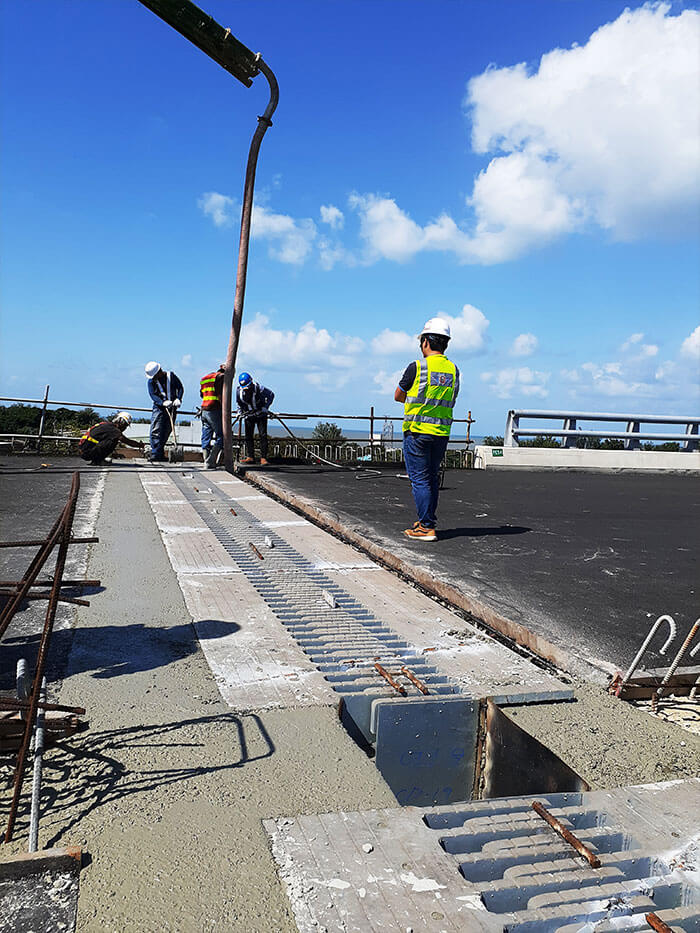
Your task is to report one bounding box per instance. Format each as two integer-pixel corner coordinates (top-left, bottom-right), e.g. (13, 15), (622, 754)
(312, 422), (345, 443)
(482, 435), (504, 446)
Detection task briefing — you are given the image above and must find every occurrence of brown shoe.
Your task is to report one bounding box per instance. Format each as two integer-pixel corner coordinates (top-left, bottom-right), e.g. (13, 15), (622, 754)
(240, 457), (256, 464)
(260, 458), (269, 466)
(403, 523), (437, 541)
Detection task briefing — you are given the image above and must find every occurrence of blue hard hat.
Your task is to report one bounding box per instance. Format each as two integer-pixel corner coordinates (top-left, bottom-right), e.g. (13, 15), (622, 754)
(238, 372), (252, 387)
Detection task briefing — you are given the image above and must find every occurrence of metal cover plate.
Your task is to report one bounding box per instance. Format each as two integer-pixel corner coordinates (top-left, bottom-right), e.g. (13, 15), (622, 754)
(373, 696), (480, 807)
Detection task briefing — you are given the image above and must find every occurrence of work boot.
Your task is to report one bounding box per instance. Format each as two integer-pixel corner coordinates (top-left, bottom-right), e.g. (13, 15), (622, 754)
(202, 447), (210, 465)
(403, 523), (437, 542)
(206, 445), (222, 470)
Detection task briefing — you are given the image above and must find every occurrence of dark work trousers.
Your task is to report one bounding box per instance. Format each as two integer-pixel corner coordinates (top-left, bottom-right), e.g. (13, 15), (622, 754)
(150, 405), (175, 458)
(244, 415), (268, 459)
(403, 432), (449, 528)
(79, 438), (119, 464)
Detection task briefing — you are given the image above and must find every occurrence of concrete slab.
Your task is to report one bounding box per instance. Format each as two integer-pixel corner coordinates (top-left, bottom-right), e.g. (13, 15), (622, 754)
(265, 778), (700, 933)
(177, 573), (335, 710)
(0, 847), (81, 933)
(241, 465), (700, 681)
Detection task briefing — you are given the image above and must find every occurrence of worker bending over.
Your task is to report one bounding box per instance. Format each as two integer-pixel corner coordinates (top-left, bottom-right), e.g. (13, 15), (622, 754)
(394, 318), (460, 541)
(236, 372), (274, 465)
(78, 412), (143, 465)
(145, 361), (184, 462)
(199, 363), (225, 469)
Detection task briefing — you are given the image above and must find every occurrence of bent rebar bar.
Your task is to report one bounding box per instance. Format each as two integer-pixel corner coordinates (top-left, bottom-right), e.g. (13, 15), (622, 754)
(654, 619), (700, 707)
(617, 614), (677, 695)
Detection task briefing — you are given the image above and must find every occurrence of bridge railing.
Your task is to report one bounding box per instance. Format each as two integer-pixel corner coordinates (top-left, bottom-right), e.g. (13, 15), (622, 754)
(504, 410), (699, 452)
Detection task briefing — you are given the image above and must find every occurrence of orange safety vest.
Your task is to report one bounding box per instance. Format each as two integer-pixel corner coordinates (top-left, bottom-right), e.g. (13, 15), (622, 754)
(200, 372), (222, 410)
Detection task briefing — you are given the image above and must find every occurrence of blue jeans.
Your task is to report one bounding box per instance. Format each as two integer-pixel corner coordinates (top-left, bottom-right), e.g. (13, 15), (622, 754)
(403, 432), (449, 528)
(150, 405), (174, 458)
(201, 408), (223, 452)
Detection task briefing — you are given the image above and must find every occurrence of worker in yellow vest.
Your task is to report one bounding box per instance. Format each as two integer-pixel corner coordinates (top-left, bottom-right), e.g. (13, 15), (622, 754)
(394, 318), (460, 541)
(199, 364), (225, 469)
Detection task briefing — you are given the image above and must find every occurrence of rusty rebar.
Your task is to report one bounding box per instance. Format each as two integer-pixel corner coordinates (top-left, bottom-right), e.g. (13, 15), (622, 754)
(249, 542), (264, 560)
(654, 619), (700, 708)
(400, 666), (430, 694)
(531, 801), (601, 868)
(0, 537), (98, 548)
(0, 579), (100, 588)
(4, 471), (81, 843)
(373, 662), (407, 696)
(0, 697), (86, 715)
(645, 913), (673, 933)
(0, 590), (90, 607)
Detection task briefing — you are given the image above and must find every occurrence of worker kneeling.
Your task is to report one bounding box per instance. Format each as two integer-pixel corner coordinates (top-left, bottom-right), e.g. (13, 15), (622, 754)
(394, 318), (460, 542)
(236, 372), (274, 465)
(78, 412), (144, 465)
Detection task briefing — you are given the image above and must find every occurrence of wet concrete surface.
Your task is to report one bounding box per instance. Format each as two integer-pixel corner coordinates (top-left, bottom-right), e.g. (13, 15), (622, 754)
(240, 464), (700, 676)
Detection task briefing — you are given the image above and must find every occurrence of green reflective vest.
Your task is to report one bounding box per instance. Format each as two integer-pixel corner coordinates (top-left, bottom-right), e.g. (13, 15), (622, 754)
(402, 355), (459, 436)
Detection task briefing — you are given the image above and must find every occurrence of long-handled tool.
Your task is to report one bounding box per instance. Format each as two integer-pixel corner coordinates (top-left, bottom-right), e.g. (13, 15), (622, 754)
(165, 405), (184, 463)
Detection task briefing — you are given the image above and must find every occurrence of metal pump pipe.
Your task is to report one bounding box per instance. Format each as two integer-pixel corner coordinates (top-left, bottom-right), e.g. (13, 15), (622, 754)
(136, 0), (278, 475)
(222, 58), (279, 472)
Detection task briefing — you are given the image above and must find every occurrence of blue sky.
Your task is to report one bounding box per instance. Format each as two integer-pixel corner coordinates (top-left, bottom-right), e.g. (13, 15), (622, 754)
(1, 0), (698, 434)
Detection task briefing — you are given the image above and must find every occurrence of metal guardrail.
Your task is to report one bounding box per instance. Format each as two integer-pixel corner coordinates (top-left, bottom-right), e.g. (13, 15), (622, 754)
(504, 409), (699, 451)
(0, 392), (477, 453)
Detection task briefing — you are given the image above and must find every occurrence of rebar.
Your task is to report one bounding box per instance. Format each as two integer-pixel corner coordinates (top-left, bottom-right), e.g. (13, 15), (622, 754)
(28, 678), (47, 852)
(4, 471), (81, 843)
(616, 614), (677, 695)
(531, 801), (601, 868)
(653, 619), (700, 708)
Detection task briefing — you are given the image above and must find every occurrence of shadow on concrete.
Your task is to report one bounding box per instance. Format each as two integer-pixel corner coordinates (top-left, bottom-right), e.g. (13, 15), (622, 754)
(438, 524), (531, 541)
(27, 712), (276, 848)
(0, 619), (240, 689)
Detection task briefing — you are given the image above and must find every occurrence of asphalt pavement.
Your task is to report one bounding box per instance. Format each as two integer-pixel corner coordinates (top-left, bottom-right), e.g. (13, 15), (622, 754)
(240, 463), (699, 676)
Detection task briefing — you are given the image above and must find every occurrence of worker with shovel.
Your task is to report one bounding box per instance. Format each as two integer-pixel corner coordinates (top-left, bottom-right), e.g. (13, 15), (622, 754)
(236, 372), (274, 465)
(144, 361), (184, 462)
(199, 363), (225, 469)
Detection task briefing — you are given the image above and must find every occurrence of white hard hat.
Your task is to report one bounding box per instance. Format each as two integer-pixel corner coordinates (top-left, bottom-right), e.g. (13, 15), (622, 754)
(145, 361), (161, 378)
(115, 411), (132, 427)
(421, 317), (451, 339)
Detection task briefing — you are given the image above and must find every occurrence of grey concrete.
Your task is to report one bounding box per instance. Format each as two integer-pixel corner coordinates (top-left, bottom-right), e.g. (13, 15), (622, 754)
(241, 465), (700, 678)
(2, 466), (396, 932)
(265, 778), (700, 932)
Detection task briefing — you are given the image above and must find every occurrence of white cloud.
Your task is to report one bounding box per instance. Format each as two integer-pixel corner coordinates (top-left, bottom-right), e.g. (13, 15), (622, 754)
(181, 353), (192, 368)
(465, 3), (700, 257)
(481, 367), (550, 399)
(370, 304), (489, 356)
(198, 191), (235, 227)
(320, 205), (344, 230)
(373, 369), (404, 395)
(510, 333), (538, 357)
(621, 332), (658, 359)
(371, 329), (417, 355)
(251, 205), (317, 265)
(681, 325), (700, 360)
(239, 313), (363, 370)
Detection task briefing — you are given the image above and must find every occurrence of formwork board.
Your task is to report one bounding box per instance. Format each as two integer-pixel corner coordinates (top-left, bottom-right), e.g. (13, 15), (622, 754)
(265, 779), (700, 933)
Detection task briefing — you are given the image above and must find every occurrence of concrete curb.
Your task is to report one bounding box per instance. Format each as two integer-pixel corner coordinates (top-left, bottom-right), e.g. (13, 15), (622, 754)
(239, 470), (599, 683)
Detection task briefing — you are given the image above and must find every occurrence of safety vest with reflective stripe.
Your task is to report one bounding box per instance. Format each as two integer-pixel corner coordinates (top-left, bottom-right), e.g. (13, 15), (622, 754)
(402, 355), (459, 436)
(80, 422), (106, 446)
(200, 372), (221, 410)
